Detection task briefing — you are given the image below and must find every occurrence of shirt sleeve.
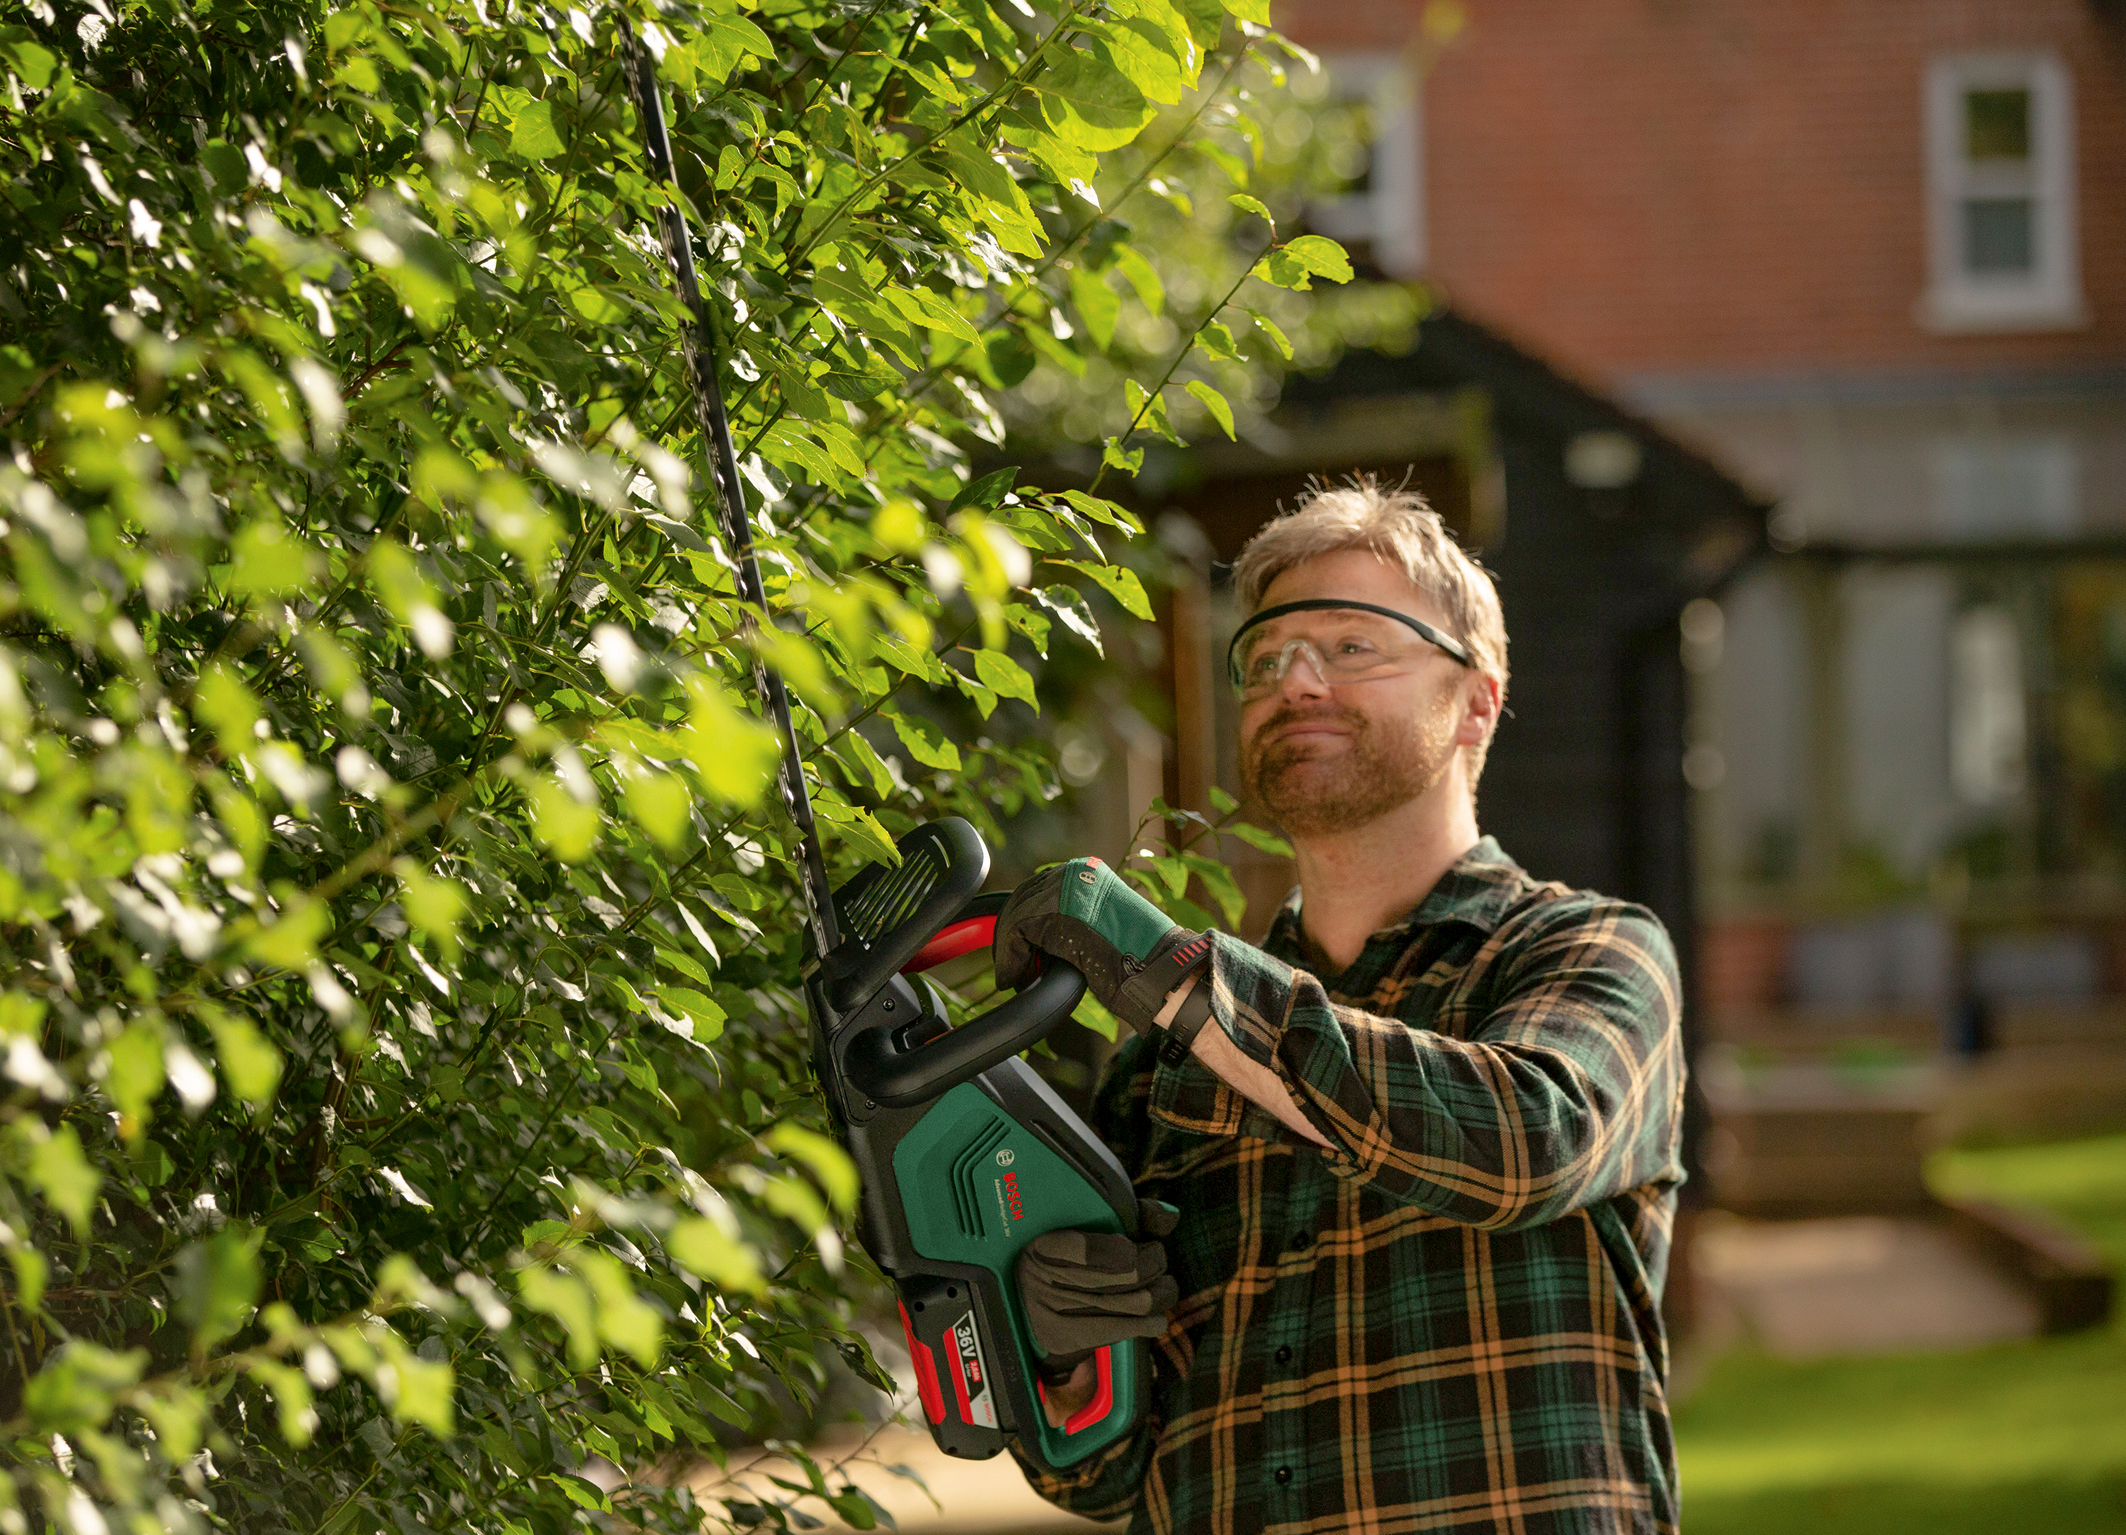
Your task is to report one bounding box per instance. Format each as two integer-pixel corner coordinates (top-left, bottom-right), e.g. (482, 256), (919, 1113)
(1188, 897), (1686, 1231)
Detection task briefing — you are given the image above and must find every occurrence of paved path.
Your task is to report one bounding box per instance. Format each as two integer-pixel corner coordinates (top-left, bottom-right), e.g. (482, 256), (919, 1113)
(684, 1425), (1118, 1535)
(1694, 1212), (2040, 1358)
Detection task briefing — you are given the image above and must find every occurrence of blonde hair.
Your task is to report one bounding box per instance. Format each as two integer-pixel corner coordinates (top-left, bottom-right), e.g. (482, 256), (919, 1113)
(1232, 475), (1510, 777)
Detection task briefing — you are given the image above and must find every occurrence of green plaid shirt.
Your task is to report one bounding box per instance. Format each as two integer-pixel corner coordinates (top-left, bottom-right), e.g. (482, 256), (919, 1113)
(1017, 837), (1686, 1534)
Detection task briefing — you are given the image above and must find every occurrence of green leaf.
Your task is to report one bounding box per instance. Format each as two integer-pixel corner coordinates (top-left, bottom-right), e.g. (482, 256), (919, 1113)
(1037, 50), (1155, 152)
(1112, 244), (1164, 316)
(517, 1266), (598, 1370)
(681, 679), (780, 806)
(386, 1349), (455, 1436)
(1196, 319), (1243, 362)
(766, 1123), (859, 1214)
(1186, 379), (1236, 439)
(1226, 821), (1295, 858)
(248, 895), (330, 971)
(815, 345), (903, 402)
(23, 1342), (145, 1436)
(3, 37), (58, 91)
(668, 1217), (766, 1294)
(891, 714), (962, 772)
(248, 1358), (319, 1445)
(176, 1224), (262, 1349)
(624, 770), (693, 851)
(25, 1125), (101, 1237)
(973, 648), (1038, 709)
(530, 777), (601, 862)
(1050, 559), (1154, 620)
(574, 1248), (664, 1367)
(193, 664), (262, 756)
(1069, 266), (1121, 352)
(828, 1490), (883, 1530)
(1096, 19), (1190, 105)
(1246, 307), (1294, 359)
(947, 466), (1018, 517)
(396, 860), (469, 959)
(9, 1245), (46, 1314)
(102, 1019), (166, 1131)
(693, 11), (774, 85)
(1253, 234), (1354, 291)
(1029, 585), (1103, 654)
(203, 1005), (284, 1110)
(550, 1474), (612, 1513)
(1228, 192), (1274, 225)
(229, 520), (321, 599)
(655, 985), (727, 1044)
(509, 97), (565, 159)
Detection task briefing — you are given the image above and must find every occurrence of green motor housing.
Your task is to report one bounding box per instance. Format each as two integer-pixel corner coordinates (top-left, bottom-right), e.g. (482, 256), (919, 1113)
(807, 819), (1147, 1474)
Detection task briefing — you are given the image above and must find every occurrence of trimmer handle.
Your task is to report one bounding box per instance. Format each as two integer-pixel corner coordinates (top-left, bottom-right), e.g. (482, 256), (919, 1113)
(842, 891), (1088, 1109)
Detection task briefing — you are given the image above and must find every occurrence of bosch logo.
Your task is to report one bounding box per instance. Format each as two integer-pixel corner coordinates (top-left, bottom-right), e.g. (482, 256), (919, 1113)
(1001, 1170), (1025, 1221)
(995, 1148), (1015, 1167)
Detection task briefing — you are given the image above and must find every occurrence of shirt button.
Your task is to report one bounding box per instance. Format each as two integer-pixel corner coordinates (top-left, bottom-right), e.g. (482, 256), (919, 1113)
(1275, 1466), (1293, 1486)
(1285, 1230), (1311, 1253)
(1275, 1345), (1293, 1365)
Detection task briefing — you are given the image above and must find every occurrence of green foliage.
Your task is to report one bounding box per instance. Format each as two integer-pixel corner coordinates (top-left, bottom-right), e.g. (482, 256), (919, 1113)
(0, 0), (1358, 1529)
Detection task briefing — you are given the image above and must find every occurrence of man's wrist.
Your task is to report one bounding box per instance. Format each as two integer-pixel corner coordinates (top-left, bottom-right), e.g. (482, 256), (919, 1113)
(1040, 1356), (1100, 1426)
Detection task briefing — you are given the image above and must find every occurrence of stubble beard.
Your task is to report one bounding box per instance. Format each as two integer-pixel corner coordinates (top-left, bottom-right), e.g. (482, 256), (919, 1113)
(1240, 694), (1459, 838)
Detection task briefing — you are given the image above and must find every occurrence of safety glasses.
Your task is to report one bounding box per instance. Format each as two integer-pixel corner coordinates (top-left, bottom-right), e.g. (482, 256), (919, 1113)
(1226, 599), (1473, 701)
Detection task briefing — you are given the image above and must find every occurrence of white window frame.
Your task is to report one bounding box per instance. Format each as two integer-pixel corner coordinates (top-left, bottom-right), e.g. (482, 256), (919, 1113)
(1919, 52), (2085, 334)
(1307, 52), (1425, 280)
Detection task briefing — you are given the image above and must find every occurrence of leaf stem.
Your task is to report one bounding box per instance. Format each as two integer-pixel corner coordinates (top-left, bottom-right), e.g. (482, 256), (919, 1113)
(1087, 235), (1275, 493)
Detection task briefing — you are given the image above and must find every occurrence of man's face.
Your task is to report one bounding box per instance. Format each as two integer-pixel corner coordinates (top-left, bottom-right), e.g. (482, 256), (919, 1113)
(1237, 550), (1480, 837)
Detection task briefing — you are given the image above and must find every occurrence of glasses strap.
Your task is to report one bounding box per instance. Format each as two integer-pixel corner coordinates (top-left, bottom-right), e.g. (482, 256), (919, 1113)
(1227, 598), (1476, 684)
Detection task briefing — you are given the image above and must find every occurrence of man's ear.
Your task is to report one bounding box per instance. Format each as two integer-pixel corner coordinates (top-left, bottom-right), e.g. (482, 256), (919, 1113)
(1455, 672), (1503, 747)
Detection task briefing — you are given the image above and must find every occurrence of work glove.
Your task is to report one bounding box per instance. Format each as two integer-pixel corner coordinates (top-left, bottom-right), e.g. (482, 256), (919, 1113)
(994, 857), (1210, 1033)
(1016, 1199), (1181, 1386)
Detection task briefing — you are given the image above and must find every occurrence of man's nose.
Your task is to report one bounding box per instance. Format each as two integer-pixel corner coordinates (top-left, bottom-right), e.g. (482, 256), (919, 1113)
(1277, 640), (1332, 701)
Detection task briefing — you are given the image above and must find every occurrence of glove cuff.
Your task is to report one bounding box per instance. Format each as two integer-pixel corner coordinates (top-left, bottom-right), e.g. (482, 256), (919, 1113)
(1035, 1350), (1092, 1388)
(1112, 927), (1212, 1033)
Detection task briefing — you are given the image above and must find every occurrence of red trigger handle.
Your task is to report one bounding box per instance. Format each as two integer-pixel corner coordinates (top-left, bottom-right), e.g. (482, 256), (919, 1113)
(901, 891), (1012, 975)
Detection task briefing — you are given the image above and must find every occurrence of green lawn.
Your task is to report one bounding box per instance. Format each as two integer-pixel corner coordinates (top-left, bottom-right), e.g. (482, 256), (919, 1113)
(1675, 1132), (2126, 1535)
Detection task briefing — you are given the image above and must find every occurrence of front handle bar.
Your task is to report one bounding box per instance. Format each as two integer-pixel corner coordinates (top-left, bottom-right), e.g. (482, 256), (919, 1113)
(840, 891), (1087, 1108)
(844, 964), (1087, 1109)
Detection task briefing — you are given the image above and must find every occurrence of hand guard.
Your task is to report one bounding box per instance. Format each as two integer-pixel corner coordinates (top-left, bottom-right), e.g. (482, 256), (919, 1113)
(994, 858), (1211, 1033)
(1015, 1199), (1181, 1385)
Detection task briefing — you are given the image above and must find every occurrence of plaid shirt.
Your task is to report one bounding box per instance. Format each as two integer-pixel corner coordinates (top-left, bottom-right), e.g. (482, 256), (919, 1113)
(1017, 837), (1686, 1534)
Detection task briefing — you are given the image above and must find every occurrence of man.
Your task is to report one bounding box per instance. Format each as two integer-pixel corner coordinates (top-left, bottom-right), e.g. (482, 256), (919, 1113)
(994, 481), (1686, 1534)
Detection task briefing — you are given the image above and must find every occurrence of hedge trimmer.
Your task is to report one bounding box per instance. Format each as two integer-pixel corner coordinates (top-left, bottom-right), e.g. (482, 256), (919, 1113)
(623, 35), (1146, 1473)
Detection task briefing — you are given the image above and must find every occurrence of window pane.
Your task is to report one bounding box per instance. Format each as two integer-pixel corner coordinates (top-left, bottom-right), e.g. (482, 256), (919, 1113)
(1962, 197), (2034, 273)
(1964, 87), (2031, 161)
(1951, 606), (2026, 806)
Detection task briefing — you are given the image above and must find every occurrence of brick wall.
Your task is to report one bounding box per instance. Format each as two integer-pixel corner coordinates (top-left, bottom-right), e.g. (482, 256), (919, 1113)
(1277, 0), (2126, 386)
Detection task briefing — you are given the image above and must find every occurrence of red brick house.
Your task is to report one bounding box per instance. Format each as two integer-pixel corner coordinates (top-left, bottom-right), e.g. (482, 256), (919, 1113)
(1271, 0), (2126, 1058)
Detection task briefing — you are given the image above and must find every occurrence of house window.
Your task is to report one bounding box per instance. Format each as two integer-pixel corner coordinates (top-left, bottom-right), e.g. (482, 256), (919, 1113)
(1305, 53), (1424, 280)
(1950, 605), (2027, 806)
(1921, 53), (2084, 333)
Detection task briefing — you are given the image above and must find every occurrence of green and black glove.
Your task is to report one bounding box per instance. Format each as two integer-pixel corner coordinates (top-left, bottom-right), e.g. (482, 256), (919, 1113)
(994, 858), (1213, 1052)
(1015, 1199), (1181, 1387)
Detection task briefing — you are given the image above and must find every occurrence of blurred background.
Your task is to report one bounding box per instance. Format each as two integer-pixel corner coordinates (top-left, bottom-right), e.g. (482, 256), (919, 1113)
(696, 3), (2126, 1529)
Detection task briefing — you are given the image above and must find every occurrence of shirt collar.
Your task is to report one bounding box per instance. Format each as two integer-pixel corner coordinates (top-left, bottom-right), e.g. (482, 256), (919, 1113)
(1266, 835), (1526, 957)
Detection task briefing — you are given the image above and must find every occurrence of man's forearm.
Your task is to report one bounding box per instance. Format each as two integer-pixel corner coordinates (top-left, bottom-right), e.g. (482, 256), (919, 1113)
(1155, 974), (1332, 1149)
